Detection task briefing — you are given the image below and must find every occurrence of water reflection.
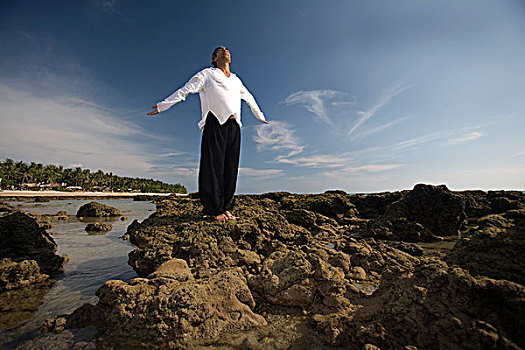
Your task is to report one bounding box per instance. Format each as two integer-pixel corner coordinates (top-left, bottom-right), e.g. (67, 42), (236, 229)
(0, 282), (53, 333)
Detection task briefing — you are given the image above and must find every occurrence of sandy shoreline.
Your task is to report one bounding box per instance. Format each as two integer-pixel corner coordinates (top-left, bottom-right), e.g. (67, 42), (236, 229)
(0, 190), (181, 198)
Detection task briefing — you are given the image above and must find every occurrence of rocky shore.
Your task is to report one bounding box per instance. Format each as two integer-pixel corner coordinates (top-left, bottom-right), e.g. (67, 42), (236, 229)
(12, 185), (525, 349)
(0, 203), (69, 331)
(0, 205), (68, 289)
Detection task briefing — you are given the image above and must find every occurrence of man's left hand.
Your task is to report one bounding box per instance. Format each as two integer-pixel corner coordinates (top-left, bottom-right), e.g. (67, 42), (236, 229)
(147, 105), (159, 116)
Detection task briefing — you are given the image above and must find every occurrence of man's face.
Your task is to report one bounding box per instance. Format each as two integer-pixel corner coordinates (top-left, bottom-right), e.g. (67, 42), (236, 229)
(214, 47), (231, 65)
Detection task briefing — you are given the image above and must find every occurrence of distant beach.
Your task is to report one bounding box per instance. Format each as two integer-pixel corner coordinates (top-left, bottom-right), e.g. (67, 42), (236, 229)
(0, 190), (180, 201)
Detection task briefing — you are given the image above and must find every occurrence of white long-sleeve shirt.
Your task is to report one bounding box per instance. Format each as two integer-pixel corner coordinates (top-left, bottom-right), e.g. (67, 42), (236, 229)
(156, 67), (266, 130)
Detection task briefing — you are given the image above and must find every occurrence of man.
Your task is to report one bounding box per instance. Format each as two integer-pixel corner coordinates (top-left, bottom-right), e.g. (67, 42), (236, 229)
(147, 46), (268, 222)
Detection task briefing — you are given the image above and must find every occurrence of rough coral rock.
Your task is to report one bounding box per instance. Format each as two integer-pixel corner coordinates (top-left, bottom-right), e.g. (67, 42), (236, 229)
(346, 216), (440, 242)
(248, 246), (352, 313)
(349, 191), (404, 219)
(488, 191), (525, 214)
(84, 223), (113, 233)
(383, 184), (466, 237)
(76, 202), (122, 217)
(0, 258), (48, 291)
(54, 210), (68, 220)
(314, 259), (524, 349)
(126, 195), (312, 278)
(0, 211), (68, 276)
(147, 258), (193, 281)
(446, 209), (525, 285)
(67, 269), (267, 346)
(270, 190), (359, 224)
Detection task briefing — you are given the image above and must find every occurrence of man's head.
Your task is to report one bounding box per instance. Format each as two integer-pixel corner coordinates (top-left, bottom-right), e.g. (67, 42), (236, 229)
(211, 46), (231, 67)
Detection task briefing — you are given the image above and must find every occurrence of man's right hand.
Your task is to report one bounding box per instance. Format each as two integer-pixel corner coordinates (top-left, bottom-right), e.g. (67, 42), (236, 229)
(147, 105), (159, 116)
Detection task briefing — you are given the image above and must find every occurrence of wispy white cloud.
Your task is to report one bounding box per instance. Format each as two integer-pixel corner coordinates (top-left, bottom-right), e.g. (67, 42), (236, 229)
(166, 167), (199, 178)
(330, 101), (356, 107)
(97, 0), (121, 14)
(392, 130), (450, 150)
(253, 121), (304, 158)
(390, 126), (484, 151)
(347, 164), (403, 172)
(447, 131), (483, 145)
(321, 163), (403, 178)
(515, 149), (525, 157)
(0, 82), (178, 178)
(348, 83), (414, 136)
(253, 121), (358, 168)
(148, 165), (199, 180)
(350, 116), (409, 141)
(276, 126), (487, 171)
(286, 175), (310, 181)
(239, 168), (284, 177)
(158, 152), (187, 157)
(282, 84), (412, 139)
(284, 90), (356, 127)
(255, 110), (489, 179)
(276, 153), (353, 168)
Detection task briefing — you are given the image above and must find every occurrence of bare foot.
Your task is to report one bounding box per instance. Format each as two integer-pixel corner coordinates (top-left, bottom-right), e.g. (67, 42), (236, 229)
(215, 213), (228, 222)
(225, 211), (236, 220)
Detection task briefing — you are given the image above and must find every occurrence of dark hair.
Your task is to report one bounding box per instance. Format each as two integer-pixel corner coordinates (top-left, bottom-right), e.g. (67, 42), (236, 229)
(211, 46), (227, 67)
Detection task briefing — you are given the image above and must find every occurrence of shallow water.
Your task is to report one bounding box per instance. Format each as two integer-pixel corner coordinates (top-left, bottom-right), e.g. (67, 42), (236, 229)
(0, 198), (156, 347)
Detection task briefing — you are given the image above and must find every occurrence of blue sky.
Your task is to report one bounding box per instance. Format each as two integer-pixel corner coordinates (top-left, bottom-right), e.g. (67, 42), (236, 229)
(1, 0), (524, 193)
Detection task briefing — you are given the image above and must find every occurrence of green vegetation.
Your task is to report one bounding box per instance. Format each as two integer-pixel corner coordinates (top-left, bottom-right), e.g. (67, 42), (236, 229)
(0, 158), (186, 194)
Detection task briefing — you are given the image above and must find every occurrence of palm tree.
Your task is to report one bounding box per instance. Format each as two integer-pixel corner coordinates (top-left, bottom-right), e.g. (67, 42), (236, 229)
(73, 167), (83, 187)
(28, 162), (37, 182)
(62, 167), (73, 187)
(2, 158), (15, 181)
(34, 162), (44, 183)
(17, 161), (31, 185)
(93, 170), (106, 188)
(82, 169), (91, 189)
(44, 164), (58, 184)
(57, 165), (64, 185)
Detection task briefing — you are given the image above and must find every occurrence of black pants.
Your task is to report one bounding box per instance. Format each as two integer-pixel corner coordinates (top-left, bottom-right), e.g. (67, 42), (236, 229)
(199, 112), (241, 216)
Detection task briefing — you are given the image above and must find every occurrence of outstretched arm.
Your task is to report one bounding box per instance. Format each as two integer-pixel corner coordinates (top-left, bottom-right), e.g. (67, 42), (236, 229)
(240, 83), (269, 124)
(147, 70), (207, 116)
